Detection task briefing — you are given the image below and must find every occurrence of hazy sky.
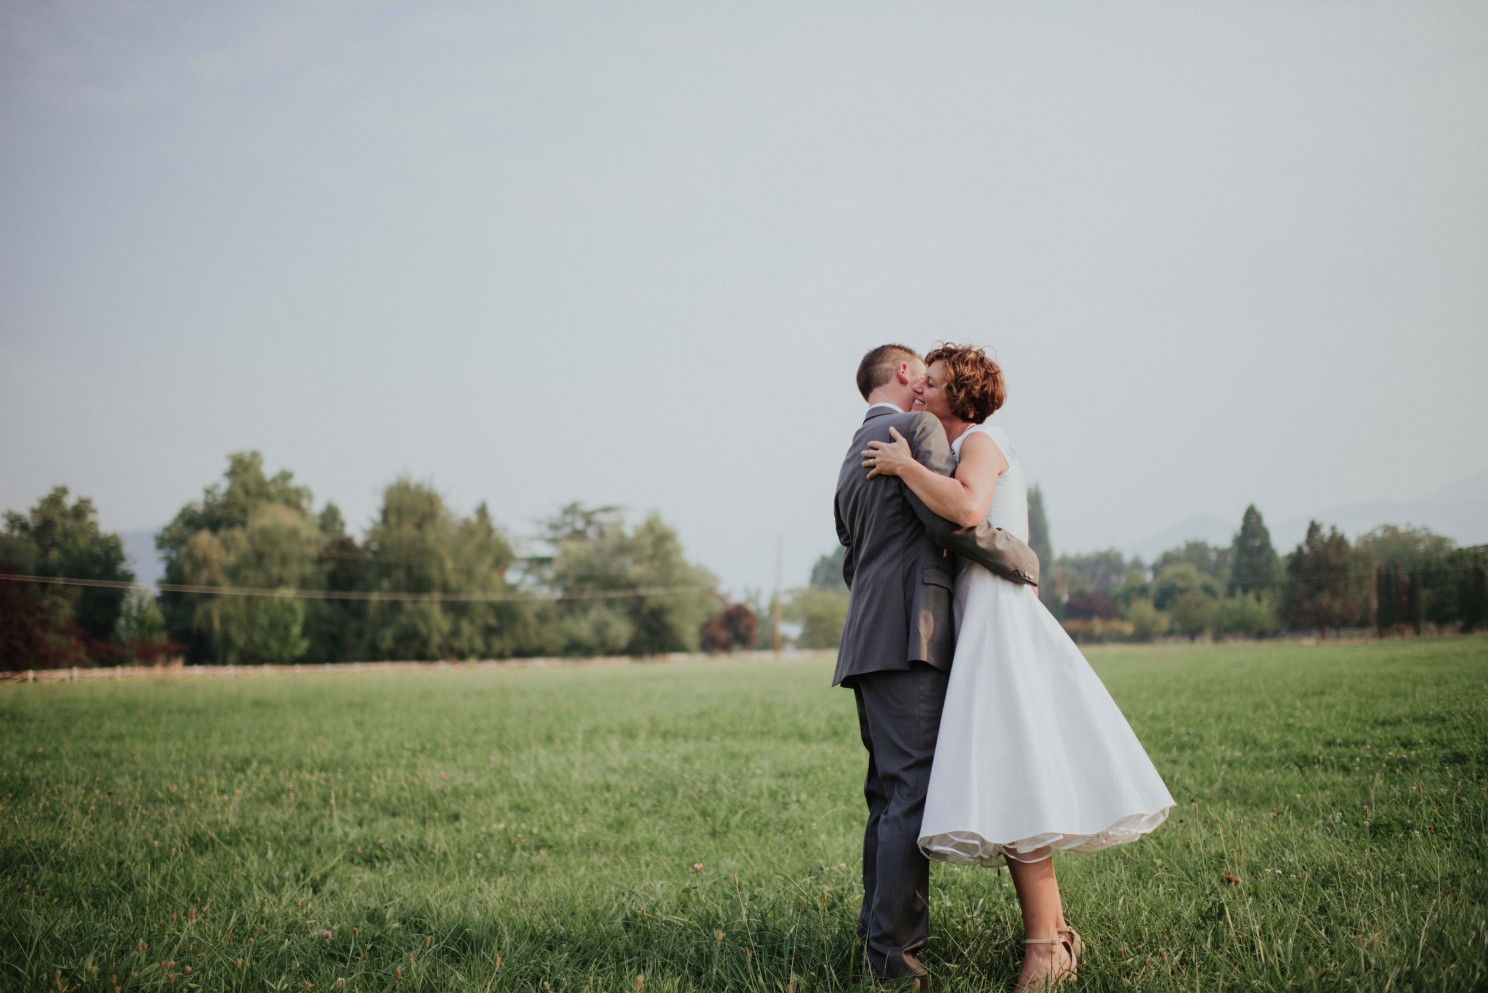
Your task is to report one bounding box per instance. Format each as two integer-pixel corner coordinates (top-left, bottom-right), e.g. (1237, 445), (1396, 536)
(3, 1), (1485, 597)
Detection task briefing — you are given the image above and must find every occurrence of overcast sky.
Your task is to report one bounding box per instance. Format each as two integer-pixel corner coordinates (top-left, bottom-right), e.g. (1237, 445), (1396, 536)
(3, 1), (1485, 597)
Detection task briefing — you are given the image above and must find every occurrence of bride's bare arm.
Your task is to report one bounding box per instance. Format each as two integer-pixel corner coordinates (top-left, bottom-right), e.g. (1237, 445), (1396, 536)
(863, 427), (1007, 528)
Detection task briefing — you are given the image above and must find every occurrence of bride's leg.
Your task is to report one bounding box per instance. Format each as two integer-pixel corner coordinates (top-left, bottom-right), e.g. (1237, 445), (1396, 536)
(1006, 850), (1075, 990)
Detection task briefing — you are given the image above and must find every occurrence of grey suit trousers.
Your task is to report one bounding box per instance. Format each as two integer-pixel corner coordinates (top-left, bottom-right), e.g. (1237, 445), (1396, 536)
(852, 662), (951, 976)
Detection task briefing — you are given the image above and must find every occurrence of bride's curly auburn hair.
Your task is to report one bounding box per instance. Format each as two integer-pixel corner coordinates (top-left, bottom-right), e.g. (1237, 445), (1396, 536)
(925, 343), (1006, 423)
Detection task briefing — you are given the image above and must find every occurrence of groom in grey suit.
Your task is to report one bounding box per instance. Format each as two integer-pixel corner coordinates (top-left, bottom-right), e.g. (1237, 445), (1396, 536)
(834, 344), (1039, 985)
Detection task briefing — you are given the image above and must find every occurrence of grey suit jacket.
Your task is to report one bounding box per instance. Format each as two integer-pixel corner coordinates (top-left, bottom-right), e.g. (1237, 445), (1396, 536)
(831, 407), (1041, 686)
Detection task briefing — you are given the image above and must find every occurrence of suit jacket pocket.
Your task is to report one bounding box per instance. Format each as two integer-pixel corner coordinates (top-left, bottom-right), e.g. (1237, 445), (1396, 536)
(910, 568), (954, 666)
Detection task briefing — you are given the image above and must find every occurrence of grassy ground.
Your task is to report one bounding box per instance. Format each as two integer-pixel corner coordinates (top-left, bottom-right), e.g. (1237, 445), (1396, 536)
(1, 637), (1484, 992)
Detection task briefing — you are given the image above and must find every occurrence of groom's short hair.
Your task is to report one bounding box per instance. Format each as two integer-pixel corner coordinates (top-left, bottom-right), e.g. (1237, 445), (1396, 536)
(856, 344), (920, 400)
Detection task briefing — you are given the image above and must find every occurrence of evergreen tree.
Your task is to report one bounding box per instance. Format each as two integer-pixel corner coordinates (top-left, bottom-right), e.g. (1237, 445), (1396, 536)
(1228, 504), (1280, 595)
(1453, 549), (1488, 633)
(1027, 484), (1060, 614)
(1356, 526), (1455, 630)
(305, 502), (367, 662)
(1027, 484), (1053, 571)
(1374, 563), (1404, 635)
(1405, 568), (1423, 635)
(1282, 521), (1356, 637)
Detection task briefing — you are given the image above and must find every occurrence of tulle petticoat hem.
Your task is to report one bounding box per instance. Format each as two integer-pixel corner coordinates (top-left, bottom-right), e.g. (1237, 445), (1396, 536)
(918, 807), (1174, 865)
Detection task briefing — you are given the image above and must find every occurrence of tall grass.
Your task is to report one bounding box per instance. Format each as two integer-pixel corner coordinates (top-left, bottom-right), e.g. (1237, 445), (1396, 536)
(1, 637), (1484, 991)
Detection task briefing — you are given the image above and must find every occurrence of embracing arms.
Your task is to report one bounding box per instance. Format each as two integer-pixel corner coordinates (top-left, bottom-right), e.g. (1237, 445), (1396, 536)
(877, 416), (1040, 586)
(865, 426), (1006, 528)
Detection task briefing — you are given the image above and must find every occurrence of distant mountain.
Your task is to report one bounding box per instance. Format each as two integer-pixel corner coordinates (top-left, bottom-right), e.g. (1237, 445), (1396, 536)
(1122, 471), (1488, 563)
(121, 529), (165, 588)
(1124, 515), (1236, 563)
(1272, 470), (1488, 552)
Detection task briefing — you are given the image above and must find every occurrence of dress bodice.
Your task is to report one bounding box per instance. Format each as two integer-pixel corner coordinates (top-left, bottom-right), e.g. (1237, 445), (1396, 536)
(951, 423), (1029, 542)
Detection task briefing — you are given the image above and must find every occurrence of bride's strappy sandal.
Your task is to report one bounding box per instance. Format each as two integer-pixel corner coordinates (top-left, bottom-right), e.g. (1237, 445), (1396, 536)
(1016, 926), (1081, 991)
(1059, 926), (1084, 964)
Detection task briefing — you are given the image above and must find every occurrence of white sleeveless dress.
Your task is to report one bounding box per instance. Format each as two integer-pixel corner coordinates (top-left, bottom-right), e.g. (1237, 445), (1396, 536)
(918, 423), (1174, 864)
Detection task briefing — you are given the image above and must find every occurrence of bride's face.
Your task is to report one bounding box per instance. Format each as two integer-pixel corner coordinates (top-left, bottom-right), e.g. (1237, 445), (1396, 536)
(912, 359), (954, 421)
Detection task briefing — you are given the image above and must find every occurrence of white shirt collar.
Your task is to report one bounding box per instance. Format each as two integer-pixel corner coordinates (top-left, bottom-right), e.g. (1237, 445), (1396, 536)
(868, 401), (906, 414)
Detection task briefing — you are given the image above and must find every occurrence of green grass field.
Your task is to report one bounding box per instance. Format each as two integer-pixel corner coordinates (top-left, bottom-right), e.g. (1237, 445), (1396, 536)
(2, 638), (1485, 992)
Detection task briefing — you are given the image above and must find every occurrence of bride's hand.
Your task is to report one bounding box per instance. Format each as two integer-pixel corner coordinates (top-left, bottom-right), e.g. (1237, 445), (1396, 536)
(862, 426), (915, 479)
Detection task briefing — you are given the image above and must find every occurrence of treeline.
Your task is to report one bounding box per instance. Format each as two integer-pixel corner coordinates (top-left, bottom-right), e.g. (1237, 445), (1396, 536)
(791, 502), (1488, 646)
(7, 462), (1484, 667)
(0, 453), (758, 669)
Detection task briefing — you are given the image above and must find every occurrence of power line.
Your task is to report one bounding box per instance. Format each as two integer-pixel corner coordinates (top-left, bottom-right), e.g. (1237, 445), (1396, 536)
(0, 573), (714, 603)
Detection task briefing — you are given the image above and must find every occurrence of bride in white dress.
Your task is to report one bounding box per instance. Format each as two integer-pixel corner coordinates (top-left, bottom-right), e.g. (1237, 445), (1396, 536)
(863, 343), (1173, 991)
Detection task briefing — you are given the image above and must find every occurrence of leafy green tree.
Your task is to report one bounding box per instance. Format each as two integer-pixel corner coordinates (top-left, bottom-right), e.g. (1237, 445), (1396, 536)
(115, 587), (175, 665)
(189, 505), (320, 664)
(304, 502), (367, 662)
(533, 503), (632, 656)
(245, 595), (310, 662)
(1219, 592), (1277, 637)
(1152, 561), (1221, 611)
(785, 586), (850, 649)
(157, 452), (312, 555)
(809, 547), (848, 592)
(1110, 566), (1152, 613)
(362, 479), (524, 661)
(1355, 525), (1457, 633)
(539, 505), (717, 657)
(1169, 589), (1222, 639)
(0, 578), (60, 669)
(1283, 522), (1357, 637)
(1057, 549), (1131, 599)
(1, 486), (133, 666)
(626, 514), (718, 655)
(1228, 505), (1280, 595)
(1, 527), (80, 669)
(157, 453), (314, 660)
(451, 503), (529, 658)
(524, 503), (718, 657)
(1124, 597), (1169, 642)
(1355, 524), (1455, 572)
(1153, 540), (1231, 588)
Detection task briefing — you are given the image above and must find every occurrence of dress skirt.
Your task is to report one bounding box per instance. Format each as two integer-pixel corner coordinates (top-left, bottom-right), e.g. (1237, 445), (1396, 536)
(918, 564), (1175, 864)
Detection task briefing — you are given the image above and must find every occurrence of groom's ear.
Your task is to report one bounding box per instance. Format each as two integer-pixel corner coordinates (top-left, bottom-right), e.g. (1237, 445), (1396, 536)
(895, 361), (911, 384)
